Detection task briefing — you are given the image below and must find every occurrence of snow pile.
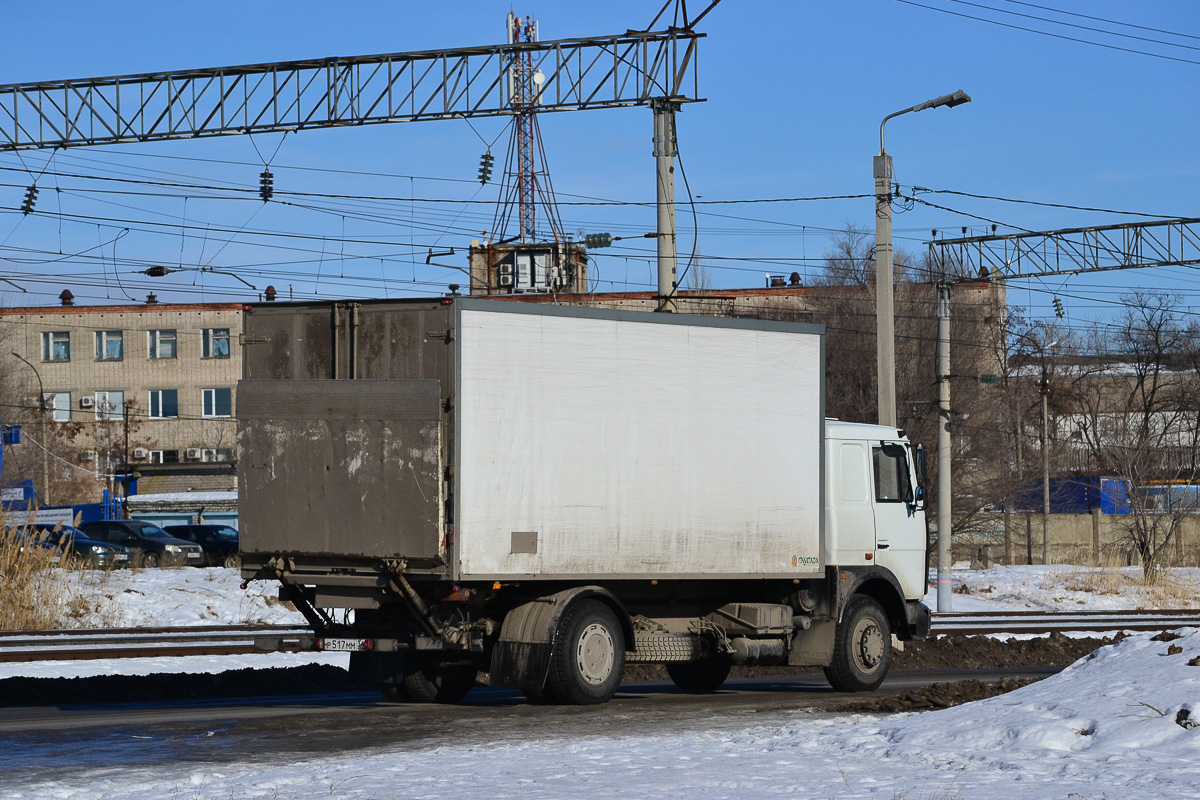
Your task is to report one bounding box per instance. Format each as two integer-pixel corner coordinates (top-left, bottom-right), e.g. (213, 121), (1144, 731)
(69, 566), (305, 628)
(7, 629), (1199, 799)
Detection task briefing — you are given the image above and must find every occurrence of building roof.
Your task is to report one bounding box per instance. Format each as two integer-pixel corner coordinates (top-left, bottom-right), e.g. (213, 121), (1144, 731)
(0, 302), (244, 316)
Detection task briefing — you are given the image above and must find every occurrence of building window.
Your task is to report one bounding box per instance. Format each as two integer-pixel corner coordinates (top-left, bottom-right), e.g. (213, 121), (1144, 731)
(43, 392), (71, 422)
(148, 329), (177, 359)
(202, 388), (232, 418)
(204, 328), (231, 359)
(148, 389), (179, 419)
(94, 330), (124, 360)
(149, 449), (180, 464)
(202, 448), (234, 463)
(41, 331), (70, 362)
(95, 391), (125, 422)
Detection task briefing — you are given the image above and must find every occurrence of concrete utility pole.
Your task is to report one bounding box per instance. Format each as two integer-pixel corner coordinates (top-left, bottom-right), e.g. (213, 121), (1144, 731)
(875, 90), (971, 427)
(936, 284), (953, 611)
(1041, 369), (1051, 565)
(652, 98), (680, 313)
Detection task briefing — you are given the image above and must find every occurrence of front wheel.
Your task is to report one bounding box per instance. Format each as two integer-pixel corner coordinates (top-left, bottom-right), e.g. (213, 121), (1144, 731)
(545, 599), (625, 705)
(222, 554), (241, 569)
(824, 595), (892, 692)
(140, 551), (160, 569)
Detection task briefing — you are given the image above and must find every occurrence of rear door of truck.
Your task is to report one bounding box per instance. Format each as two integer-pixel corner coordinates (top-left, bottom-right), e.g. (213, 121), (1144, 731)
(237, 379), (444, 562)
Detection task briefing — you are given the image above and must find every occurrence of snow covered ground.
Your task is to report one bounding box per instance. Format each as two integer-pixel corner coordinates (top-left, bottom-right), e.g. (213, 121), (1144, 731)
(1, 565), (1198, 799)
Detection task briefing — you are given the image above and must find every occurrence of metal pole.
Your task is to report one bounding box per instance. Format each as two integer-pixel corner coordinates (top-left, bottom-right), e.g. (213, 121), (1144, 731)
(651, 98), (680, 313)
(11, 352), (50, 505)
(1041, 375), (1050, 565)
(936, 283), (952, 611)
(874, 153), (896, 427)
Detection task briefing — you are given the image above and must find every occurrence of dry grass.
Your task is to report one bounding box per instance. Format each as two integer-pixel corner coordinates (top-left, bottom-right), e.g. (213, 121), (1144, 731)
(0, 512), (75, 629)
(0, 511), (125, 630)
(1047, 557), (1200, 608)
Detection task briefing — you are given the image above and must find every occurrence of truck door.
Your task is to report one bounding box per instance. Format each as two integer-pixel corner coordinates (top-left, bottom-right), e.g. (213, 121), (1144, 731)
(238, 379), (445, 562)
(870, 443), (925, 600)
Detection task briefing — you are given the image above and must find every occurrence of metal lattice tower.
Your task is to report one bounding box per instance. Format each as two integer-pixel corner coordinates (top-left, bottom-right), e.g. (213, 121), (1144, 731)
(489, 13), (565, 246)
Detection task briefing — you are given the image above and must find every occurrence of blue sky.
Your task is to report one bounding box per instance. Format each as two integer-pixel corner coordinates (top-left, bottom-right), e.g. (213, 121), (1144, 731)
(0, 1), (1195, 329)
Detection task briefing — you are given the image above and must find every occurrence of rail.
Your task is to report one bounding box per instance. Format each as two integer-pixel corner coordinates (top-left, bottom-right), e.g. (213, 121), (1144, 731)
(1, 611), (1199, 663)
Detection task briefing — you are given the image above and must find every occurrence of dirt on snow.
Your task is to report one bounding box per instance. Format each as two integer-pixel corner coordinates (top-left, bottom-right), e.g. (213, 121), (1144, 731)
(0, 632), (1113, 710)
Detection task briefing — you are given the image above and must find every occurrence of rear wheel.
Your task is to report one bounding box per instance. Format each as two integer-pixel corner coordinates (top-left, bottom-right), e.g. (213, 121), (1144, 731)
(544, 599), (625, 705)
(824, 595), (892, 692)
(401, 660), (477, 704)
(666, 655), (732, 693)
(379, 683), (410, 703)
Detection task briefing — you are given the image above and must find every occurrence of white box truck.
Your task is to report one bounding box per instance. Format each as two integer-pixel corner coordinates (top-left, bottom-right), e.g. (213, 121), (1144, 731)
(239, 298), (930, 705)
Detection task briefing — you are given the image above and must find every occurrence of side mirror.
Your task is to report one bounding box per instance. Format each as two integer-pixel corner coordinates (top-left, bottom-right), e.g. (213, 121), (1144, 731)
(914, 444), (928, 508)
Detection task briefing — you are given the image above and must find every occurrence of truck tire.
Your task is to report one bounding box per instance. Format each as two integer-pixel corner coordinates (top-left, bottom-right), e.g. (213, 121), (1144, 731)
(545, 599), (625, 705)
(666, 656), (732, 693)
(379, 683), (410, 703)
(401, 660), (477, 704)
(824, 595), (892, 693)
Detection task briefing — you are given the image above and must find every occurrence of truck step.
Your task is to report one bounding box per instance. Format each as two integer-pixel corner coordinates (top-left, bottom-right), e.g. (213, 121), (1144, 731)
(626, 632), (709, 663)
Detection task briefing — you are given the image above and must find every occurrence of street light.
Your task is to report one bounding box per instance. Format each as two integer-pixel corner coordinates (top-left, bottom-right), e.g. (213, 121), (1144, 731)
(10, 352), (50, 505)
(874, 90), (971, 428)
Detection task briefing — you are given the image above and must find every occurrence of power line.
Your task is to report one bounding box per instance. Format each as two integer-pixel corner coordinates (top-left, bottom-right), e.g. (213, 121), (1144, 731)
(896, 0), (1200, 66)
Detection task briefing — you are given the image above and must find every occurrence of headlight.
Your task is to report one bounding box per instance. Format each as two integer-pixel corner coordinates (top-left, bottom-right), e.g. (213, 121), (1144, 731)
(164, 545), (182, 553)
(90, 545), (105, 554)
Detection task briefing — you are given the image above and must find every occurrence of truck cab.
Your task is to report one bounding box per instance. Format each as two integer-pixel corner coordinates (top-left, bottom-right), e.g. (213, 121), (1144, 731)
(825, 420), (929, 603)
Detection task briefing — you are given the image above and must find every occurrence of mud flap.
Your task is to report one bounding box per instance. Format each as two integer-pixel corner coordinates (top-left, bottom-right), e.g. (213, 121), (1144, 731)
(488, 586), (633, 690)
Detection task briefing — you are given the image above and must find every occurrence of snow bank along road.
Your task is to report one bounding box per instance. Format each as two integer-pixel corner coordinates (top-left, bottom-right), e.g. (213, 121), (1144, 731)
(0, 630), (1198, 799)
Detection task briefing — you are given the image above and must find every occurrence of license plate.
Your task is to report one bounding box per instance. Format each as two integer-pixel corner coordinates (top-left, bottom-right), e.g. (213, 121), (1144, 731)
(187, 551), (201, 558)
(115, 554), (128, 562)
(321, 638), (370, 652)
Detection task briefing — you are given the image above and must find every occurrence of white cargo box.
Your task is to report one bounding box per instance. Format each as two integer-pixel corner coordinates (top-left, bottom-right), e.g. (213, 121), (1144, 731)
(454, 304), (825, 579)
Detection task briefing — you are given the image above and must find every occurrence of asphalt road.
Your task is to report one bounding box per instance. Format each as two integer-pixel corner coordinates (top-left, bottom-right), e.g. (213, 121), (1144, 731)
(0, 666), (1058, 776)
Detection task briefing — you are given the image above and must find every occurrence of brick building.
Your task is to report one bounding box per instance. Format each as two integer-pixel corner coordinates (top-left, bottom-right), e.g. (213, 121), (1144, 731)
(1, 296), (242, 500)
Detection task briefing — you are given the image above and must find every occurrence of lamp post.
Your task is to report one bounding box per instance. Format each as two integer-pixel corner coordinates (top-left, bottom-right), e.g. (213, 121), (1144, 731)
(10, 352), (50, 505)
(875, 90), (971, 427)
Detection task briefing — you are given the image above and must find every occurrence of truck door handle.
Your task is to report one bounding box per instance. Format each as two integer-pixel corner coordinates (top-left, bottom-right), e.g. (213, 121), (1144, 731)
(877, 542), (890, 549)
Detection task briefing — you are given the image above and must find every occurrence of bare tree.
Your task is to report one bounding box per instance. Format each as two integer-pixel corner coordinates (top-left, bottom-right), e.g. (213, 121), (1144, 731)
(1066, 292), (1200, 576)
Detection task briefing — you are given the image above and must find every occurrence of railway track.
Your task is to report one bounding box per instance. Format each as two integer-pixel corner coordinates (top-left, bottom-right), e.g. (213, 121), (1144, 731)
(1, 610), (1198, 663)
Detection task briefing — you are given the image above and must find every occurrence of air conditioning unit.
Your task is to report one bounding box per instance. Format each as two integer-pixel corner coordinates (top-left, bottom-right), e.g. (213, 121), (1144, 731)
(185, 448), (203, 461)
(79, 449), (96, 462)
(132, 447), (149, 461)
(79, 397), (95, 409)
(498, 263), (513, 287)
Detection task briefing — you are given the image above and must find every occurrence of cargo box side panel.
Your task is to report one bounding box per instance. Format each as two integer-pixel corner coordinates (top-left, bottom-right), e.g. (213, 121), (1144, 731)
(238, 379), (443, 560)
(456, 308), (822, 579)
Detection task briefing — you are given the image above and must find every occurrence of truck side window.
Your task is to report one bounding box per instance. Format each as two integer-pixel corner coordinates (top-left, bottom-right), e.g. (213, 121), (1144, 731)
(872, 446), (911, 503)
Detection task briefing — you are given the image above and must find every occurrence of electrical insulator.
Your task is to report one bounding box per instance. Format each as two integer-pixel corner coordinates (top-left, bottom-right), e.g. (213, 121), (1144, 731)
(144, 266), (169, 278)
(477, 151), (494, 185)
(259, 169), (274, 202)
(19, 184), (38, 215)
(583, 233), (613, 249)
(1053, 296), (1065, 319)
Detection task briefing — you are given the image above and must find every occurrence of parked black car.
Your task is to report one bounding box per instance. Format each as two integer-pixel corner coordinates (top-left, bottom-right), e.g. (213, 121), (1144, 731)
(163, 525), (240, 568)
(30, 523), (130, 569)
(79, 520), (204, 568)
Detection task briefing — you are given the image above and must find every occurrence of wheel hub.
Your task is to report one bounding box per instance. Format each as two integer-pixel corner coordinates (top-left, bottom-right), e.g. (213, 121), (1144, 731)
(576, 623), (615, 685)
(856, 622), (885, 670)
